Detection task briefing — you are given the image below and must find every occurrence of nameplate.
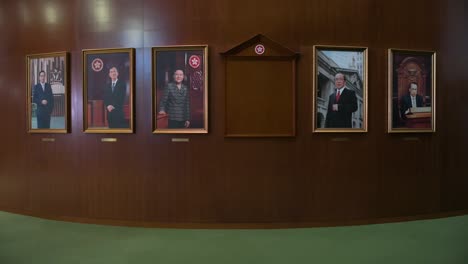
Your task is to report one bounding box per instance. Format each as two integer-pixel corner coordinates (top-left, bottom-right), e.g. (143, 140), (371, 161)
(331, 137), (349, 142)
(172, 138), (189, 142)
(42, 138), (55, 142)
(410, 107), (431, 113)
(101, 138), (117, 142)
(403, 137), (419, 141)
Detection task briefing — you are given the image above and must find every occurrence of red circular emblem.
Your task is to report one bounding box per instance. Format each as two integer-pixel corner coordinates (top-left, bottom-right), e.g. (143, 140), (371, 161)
(189, 55), (201, 69)
(91, 58), (104, 72)
(254, 44), (265, 55)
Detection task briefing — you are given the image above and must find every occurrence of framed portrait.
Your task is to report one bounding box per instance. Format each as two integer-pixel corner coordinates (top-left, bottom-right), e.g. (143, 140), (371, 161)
(312, 45), (368, 133)
(388, 49), (436, 133)
(152, 45), (208, 134)
(27, 52), (69, 133)
(83, 48), (134, 133)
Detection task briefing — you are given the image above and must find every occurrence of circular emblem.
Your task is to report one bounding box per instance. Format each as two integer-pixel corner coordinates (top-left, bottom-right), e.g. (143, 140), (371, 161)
(254, 44), (265, 55)
(189, 55), (201, 69)
(91, 58), (104, 72)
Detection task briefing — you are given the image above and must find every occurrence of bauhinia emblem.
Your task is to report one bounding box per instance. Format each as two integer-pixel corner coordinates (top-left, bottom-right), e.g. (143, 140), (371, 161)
(91, 58), (104, 72)
(254, 44), (265, 55)
(189, 55), (201, 69)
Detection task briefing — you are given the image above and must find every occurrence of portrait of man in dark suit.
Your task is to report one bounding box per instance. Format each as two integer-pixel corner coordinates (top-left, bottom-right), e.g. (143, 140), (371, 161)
(388, 49), (435, 132)
(325, 73), (358, 128)
(400, 82), (424, 118)
(83, 49), (133, 132)
(104, 67), (127, 128)
(32, 70), (54, 129)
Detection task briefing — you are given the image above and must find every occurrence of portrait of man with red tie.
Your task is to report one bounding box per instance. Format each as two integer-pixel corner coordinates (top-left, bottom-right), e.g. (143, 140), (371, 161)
(313, 46), (367, 132)
(325, 73), (358, 128)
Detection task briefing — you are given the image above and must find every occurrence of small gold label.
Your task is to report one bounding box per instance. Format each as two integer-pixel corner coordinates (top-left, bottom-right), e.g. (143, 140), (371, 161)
(172, 138), (189, 142)
(331, 137), (349, 142)
(101, 138), (117, 142)
(403, 137), (419, 141)
(42, 138), (55, 142)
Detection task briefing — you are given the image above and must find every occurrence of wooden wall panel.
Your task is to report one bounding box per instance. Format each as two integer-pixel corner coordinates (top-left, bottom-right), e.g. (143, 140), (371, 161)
(225, 59), (295, 136)
(439, 0), (468, 212)
(0, 0), (466, 226)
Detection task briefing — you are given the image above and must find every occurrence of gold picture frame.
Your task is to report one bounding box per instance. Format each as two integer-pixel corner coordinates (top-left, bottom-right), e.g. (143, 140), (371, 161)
(152, 45), (208, 134)
(83, 48), (135, 133)
(388, 49), (436, 133)
(26, 51), (69, 133)
(312, 45), (368, 133)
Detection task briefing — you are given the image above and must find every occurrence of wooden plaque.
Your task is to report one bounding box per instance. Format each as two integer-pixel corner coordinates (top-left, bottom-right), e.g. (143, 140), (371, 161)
(222, 34), (298, 137)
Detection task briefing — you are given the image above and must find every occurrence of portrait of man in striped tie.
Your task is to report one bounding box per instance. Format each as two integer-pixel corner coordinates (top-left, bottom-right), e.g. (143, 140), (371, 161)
(400, 82), (424, 118)
(388, 49), (435, 132)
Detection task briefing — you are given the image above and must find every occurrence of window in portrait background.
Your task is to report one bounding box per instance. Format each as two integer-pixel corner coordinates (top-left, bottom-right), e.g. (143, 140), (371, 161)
(312, 45), (368, 133)
(152, 45), (208, 134)
(388, 49), (436, 133)
(27, 52), (69, 133)
(83, 48), (134, 133)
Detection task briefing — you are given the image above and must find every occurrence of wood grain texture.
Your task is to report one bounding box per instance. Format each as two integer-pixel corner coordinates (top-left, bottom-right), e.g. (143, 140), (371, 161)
(0, 0), (467, 226)
(225, 59), (295, 136)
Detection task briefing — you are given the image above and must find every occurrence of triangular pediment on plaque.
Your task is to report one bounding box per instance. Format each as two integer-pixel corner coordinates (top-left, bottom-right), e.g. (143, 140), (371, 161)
(222, 34), (299, 58)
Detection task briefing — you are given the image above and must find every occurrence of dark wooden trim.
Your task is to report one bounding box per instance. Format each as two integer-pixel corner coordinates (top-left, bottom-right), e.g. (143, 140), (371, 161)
(2, 207), (467, 230)
(221, 34), (298, 57)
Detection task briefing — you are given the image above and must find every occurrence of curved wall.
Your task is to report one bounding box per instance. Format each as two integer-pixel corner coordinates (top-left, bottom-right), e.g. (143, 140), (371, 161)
(0, 0), (467, 226)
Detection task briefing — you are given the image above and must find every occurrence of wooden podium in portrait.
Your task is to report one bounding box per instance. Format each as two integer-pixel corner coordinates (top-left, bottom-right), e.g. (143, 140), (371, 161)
(404, 107), (432, 128)
(222, 34), (298, 137)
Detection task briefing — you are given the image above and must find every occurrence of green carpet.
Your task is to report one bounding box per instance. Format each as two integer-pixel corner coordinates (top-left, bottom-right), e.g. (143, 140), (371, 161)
(0, 211), (467, 264)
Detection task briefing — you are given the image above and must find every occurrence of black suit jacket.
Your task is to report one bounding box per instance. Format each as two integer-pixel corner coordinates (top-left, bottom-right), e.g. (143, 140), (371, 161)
(32, 82), (54, 115)
(103, 79), (127, 128)
(104, 79), (126, 111)
(325, 88), (358, 128)
(400, 94), (424, 118)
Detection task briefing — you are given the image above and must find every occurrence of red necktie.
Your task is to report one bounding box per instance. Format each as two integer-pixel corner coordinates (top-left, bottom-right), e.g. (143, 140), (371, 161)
(335, 90), (341, 102)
